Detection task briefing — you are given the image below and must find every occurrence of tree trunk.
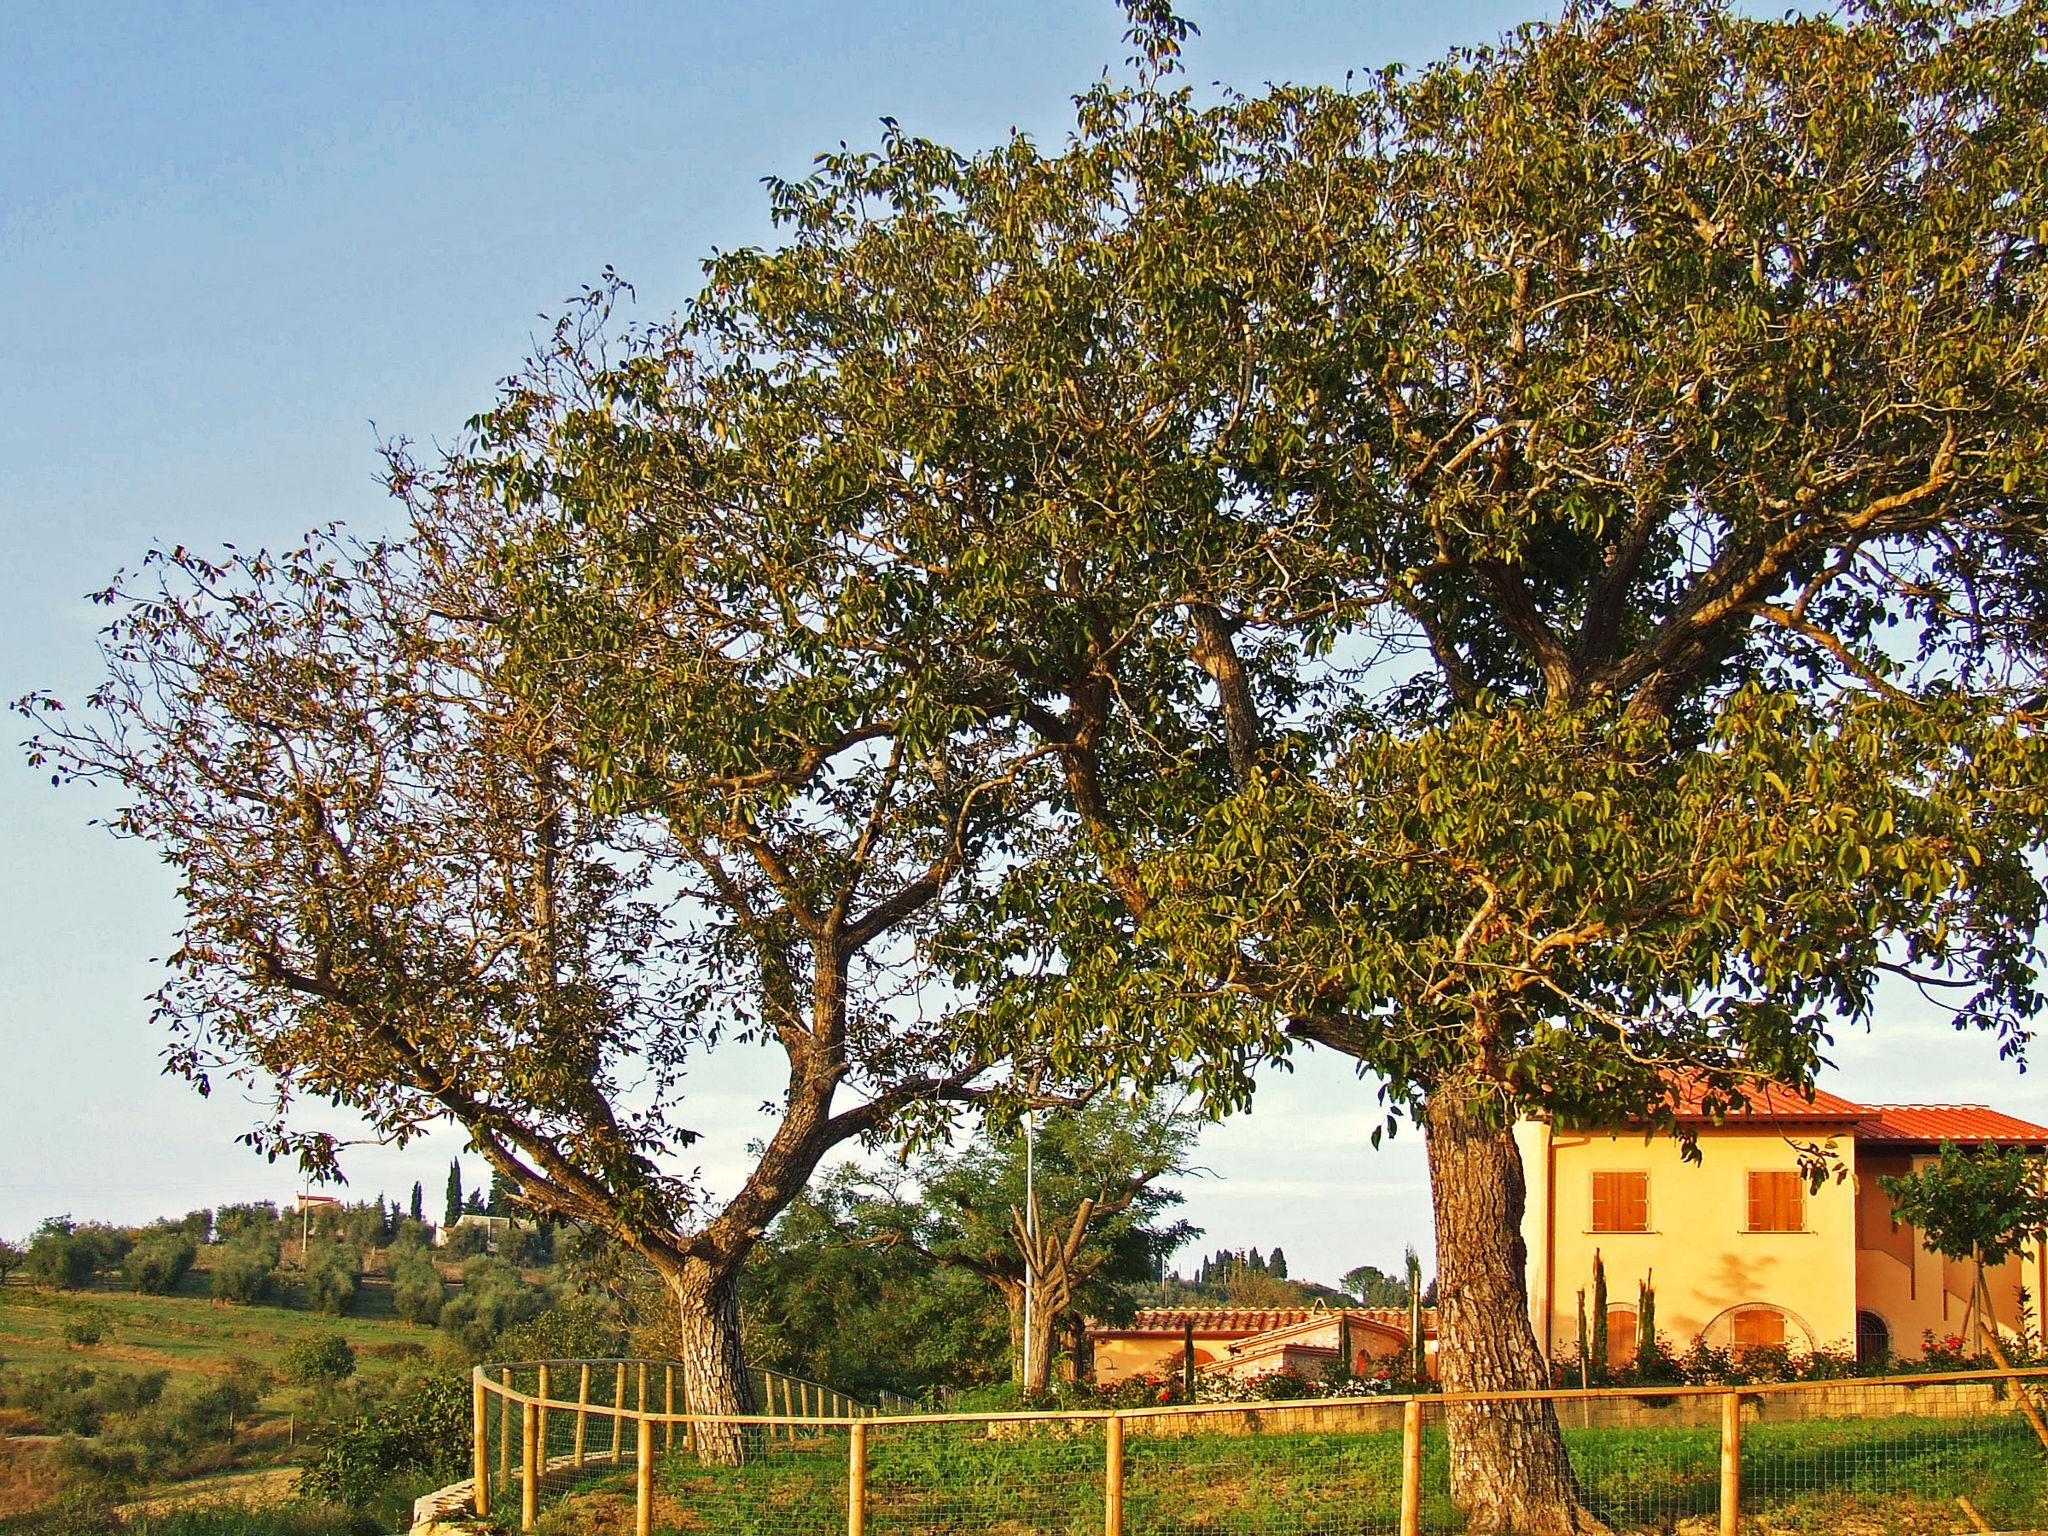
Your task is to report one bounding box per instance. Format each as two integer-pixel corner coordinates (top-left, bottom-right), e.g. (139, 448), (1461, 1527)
(1022, 1298), (1059, 1396)
(1425, 1091), (1604, 1534)
(668, 1261), (753, 1467)
(1001, 1286), (1060, 1395)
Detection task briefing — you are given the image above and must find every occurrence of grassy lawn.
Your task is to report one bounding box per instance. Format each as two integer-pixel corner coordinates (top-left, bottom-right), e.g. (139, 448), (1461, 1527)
(527, 1411), (2048, 1536)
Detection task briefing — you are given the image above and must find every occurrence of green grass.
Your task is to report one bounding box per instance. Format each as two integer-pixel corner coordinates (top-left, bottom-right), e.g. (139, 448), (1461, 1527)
(602, 1412), (2048, 1535)
(0, 1269), (435, 1390)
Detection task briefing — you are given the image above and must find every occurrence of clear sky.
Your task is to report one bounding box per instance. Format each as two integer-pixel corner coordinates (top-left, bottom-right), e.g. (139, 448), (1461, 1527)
(3, 0), (2038, 1289)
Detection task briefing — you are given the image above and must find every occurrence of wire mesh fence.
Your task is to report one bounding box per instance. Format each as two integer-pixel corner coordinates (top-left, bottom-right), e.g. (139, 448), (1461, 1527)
(469, 1362), (2048, 1536)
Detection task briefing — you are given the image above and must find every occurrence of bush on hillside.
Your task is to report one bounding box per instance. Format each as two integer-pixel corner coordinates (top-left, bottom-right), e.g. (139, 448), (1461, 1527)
(387, 1245), (445, 1326)
(438, 1257), (548, 1357)
(279, 1335), (357, 1388)
(24, 1228), (93, 1290)
(212, 1202), (279, 1239)
(0, 1366), (168, 1436)
(439, 1224), (488, 1260)
(299, 1372), (469, 1509)
(124, 1234), (197, 1295)
(302, 1245), (360, 1317)
(210, 1231), (280, 1305)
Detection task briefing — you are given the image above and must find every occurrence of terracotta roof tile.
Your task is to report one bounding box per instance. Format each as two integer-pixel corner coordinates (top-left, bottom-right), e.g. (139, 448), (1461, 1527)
(1667, 1076), (1870, 1122)
(1859, 1104), (2048, 1147)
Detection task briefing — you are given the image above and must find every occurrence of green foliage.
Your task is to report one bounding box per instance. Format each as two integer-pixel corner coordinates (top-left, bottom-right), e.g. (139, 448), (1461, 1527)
(60, 1307), (112, 1349)
(438, 1223), (488, 1260)
(442, 1160), (462, 1231)
(1340, 1265), (1409, 1308)
(437, 1256), (548, 1357)
(209, 1230), (280, 1305)
(1881, 1141), (2048, 1269)
(124, 1233), (198, 1295)
(0, 1237), (23, 1284)
(493, 1296), (627, 1361)
(386, 1242), (445, 1326)
(0, 1365), (168, 1435)
(846, 1098), (1199, 1386)
(298, 1371), (470, 1507)
(741, 1173), (1009, 1399)
(301, 1244), (360, 1317)
(24, 1219), (106, 1291)
(278, 1333), (356, 1387)
(211, 1203), (278, 1240)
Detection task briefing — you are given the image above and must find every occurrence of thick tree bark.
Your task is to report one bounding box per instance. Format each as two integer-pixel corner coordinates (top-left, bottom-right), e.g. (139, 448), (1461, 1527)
(998, 1283), (1061, 1395)
(1425, 1091), (1605, 1535)
(668, 1259), (754, 1467)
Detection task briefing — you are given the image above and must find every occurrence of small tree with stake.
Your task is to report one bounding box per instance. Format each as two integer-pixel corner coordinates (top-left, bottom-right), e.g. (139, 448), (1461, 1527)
(1882, 1141), (2048, 1450)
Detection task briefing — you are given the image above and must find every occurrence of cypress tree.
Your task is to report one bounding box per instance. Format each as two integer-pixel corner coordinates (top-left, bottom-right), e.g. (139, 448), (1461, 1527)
(1591, 1249), (1609, 1375)
(409, 1182), (424, 1223)
(443, 1158), (462, 1229)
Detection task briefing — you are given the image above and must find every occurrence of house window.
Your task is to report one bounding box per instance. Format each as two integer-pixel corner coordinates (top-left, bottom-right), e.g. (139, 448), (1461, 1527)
(1606, 1307), (1639, 1368)
(1731, 1307), (1787, 1351)
(1590, 1171), (1650, 1232)
(1746, 1171), (1805, 1233)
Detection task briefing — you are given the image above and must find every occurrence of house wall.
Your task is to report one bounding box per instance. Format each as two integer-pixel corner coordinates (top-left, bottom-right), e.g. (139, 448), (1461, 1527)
(1851, 1149), (2047, 1359)
(1518, 1119), (1860, 1361)
(1093, 1333), (1235, 1382)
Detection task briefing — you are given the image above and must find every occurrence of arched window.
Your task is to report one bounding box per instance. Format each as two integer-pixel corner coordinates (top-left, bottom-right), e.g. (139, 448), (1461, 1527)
(1731, 1306), (1786, 1351)
(1700, 1302), (1813, 1355)
(1856, 1310), (1891, 1366)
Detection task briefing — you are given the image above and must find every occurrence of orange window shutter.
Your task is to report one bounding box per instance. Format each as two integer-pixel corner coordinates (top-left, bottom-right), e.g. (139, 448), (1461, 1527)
(1593, 1172), (1648, 1232)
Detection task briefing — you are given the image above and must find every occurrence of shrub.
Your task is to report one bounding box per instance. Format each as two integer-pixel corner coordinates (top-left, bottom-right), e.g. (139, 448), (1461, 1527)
(61, 1308), (112, 1349)
(505, 1223), (555, 1268)
(494, 1297), (626, 1361)
(124, 1234), (197, 1295)
(439, 1224), (488, 1260)
(212, 1202), (279, 1239)
(387, 1246), (445, 1327)
(0, 1365), (168, 1435)
(302, 1246), (360, 1317)
(279, 1335), (356, 1388)
(24, 1231), (93, 1290)
(437, 1257), (548, 1356)
(210, 1231), (280, 1305)
(299, 1372), (469, 1508)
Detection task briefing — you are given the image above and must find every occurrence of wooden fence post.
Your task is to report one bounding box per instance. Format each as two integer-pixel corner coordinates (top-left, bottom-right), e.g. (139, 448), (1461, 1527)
(472, 1372), (490, 1517)
(1720, 1390), (1742, 1536)
(847, 1420), (868, 1536)
(574, 1363), (591, 1467)
(666, 1363), (677, 1452)
(499, 1368), (513, 1490)
(521, 1400), (539, 1532)
(613, 1362), (628, 1462)
(1399, 1397), (1423, 1536)
(1104, 1413), (1125, 1536)
(536, 1363), (550, 1475)
(636, 1414), (654, 1536)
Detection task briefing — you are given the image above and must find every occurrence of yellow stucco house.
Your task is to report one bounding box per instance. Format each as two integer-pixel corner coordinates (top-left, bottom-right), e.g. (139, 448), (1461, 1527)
(1517, 1082), (2048, 1366)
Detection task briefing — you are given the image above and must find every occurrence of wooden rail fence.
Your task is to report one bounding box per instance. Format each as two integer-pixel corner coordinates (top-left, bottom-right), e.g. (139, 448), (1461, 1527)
(470, 1360), (2048, 1536)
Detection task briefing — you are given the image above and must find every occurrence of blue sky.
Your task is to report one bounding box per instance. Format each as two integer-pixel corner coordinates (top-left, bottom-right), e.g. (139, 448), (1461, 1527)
(2, 0), (2035, 1286)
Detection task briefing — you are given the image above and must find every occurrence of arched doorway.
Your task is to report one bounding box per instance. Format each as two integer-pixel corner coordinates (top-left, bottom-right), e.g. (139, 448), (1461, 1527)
(1856, 1311), (1891, 1366)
